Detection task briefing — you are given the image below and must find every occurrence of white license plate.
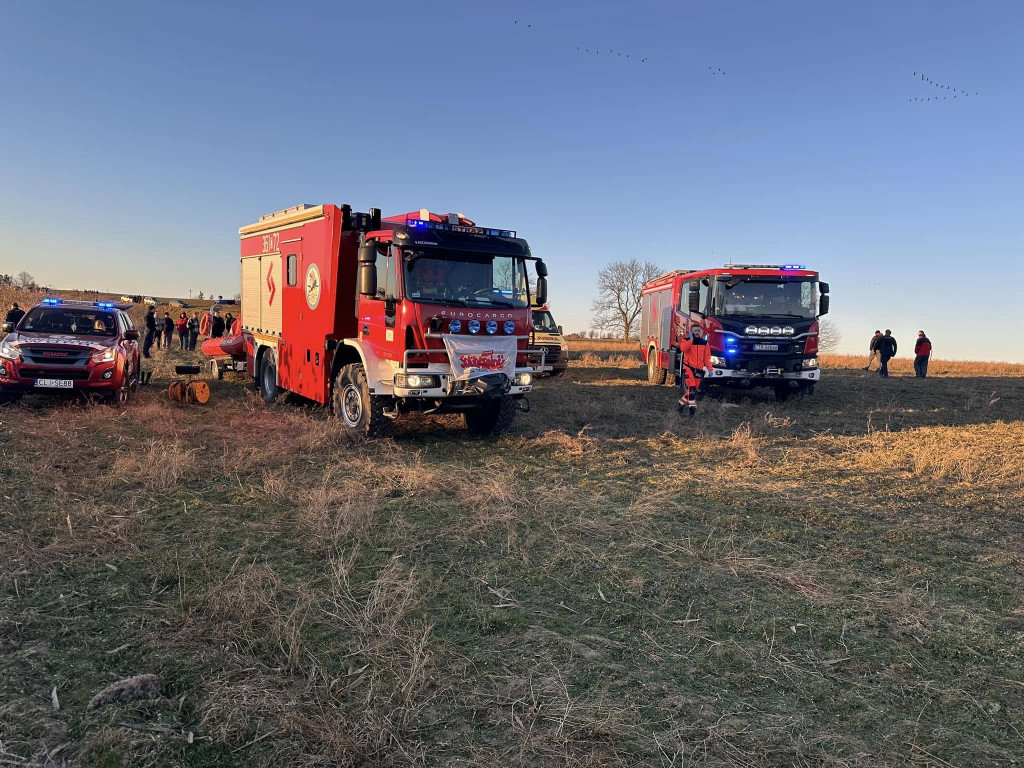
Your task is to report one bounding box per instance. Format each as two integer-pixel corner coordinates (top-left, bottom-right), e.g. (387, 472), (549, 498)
(753, 344), (779, 352)
(35, 378), (73, 389)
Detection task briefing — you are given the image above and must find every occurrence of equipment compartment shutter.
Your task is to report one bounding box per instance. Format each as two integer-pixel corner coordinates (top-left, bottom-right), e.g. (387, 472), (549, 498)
(261, 253), (283, 336)
(241, 256), (262, 332)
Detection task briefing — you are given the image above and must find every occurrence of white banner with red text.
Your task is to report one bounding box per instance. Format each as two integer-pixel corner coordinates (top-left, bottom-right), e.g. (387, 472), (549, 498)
(441, 334), (518, 382)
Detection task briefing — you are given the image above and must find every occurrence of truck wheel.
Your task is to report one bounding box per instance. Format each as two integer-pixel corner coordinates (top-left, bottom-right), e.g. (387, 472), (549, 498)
(647, 347), (667, 385)
(259, 351), (280, 404)
(0, 391), (22, 406)
(464, 397), (517, 436)
(211, 359), (224, 380)
(774, 385), (792, 402)
(333, 363), (388, 437)
(800, 382), (815, 397)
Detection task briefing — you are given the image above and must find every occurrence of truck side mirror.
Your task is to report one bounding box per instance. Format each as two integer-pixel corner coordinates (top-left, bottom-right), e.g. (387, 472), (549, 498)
(124, 330), (140, 341)
(534, 276), (548, 307)
(1, 322), (12, 333)
(535, 259), (548, 278)
(819, 295), (830, 316)
(819, 282), (830, 294)
(557, 325), (562, 335)
(688, 282), (700, 313)
(358, 242), (378, 297)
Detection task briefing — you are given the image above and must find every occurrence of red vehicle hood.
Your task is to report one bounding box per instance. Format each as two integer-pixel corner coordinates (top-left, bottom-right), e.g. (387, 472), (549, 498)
(7, 331), (117, 352)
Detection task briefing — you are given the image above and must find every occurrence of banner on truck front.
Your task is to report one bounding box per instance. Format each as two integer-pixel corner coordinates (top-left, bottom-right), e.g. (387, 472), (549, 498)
(442, 335), (517, 382)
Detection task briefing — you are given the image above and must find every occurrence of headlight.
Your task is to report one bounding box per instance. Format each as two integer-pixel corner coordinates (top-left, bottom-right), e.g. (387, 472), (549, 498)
(449, 319), (462, 333)
(804, 357), (818, 369)
(515, 372), (532, 386)
(783, 327), (795, 335)
(0, 339), (20, 360)
(485, 320), (498, 334)
(92, 347), (116, 363)
(745, 326), (757, 335)
(710, 355), (726, 367)
(503, 320), (515, 334)
(468, 319), (481, 334)
(395, 374), (440, 388)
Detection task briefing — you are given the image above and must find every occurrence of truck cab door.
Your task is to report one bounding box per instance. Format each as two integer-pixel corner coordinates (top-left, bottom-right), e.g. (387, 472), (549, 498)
(360, 245), (400, 360)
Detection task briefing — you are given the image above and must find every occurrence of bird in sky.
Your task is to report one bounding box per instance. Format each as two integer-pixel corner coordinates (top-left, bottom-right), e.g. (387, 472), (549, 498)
(641, 57), (647, 62)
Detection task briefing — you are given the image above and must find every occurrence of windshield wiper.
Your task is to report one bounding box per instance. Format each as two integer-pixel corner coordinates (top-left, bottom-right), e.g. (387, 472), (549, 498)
(467, 296), (516, 308)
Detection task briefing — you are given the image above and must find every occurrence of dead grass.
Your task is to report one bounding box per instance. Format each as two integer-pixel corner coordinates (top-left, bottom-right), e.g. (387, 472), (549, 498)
(2, 340), (1023, 767)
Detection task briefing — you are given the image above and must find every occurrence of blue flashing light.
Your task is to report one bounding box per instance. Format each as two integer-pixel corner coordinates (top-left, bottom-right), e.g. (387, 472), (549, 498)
(42, 297), (62, 305)
(449, 319), (462, 333)
(468, 319), (481, 334)
(404, 218), (516, 238)
(485, 320), (498, 334)
(725, 347), (737, 355)
(95, 302), (114, 309)
(782, 264), (806, 270)
(503, 320), (515, 334)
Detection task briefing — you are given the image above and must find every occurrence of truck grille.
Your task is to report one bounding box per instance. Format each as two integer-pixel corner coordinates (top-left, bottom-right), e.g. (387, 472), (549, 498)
(533, 345), (561, 365)
(21, 346), (93, 367)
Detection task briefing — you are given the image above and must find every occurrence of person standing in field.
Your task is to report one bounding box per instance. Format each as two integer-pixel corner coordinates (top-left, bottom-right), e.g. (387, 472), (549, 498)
(914, 331), (932, 378)
(876, 329), (897, 378)
(176, 312), (189, 350)
(676, 325), (713, 417)
(4, 302), (25, 327)
(162, 312), (174, 349)
(187, 313), (200, 351)
(142, 306), (157, 358)
(211, 312), (225, 339)
(864, 330), (883, 371)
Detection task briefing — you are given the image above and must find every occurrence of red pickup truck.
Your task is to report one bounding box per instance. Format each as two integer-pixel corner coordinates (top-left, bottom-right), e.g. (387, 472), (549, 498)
(0, 298), (141, 404)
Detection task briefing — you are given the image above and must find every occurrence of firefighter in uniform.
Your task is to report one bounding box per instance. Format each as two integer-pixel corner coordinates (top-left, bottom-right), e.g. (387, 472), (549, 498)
(677, 324), (713, 417)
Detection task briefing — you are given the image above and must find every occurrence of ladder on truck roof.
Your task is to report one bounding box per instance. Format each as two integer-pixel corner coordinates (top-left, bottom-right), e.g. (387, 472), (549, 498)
(649, 269), (698, 284)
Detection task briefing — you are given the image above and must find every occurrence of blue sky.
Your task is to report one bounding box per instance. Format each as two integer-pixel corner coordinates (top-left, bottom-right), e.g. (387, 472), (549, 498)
(1, 0), (1021, 361)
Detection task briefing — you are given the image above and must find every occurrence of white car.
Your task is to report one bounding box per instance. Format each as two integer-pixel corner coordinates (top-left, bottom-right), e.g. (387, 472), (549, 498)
(143, 296), (160, 305)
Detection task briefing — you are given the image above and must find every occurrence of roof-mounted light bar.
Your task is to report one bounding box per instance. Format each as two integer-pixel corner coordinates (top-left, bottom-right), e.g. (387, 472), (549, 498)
(40, 297), (123, 309)
(405, 218), (516, 239)
(723, 263), (808, 270)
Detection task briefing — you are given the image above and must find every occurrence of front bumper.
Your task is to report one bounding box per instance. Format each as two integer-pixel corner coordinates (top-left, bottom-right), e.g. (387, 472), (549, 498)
(391, 370), (533, 399)
(0, 359), (124, 393)
(707, 367), (820, 383)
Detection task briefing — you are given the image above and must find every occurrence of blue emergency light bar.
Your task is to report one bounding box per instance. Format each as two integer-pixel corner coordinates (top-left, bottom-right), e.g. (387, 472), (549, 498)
(40, 297), (120, 309)
(405, 218), (516, 239)
(782, 264), (806, 270)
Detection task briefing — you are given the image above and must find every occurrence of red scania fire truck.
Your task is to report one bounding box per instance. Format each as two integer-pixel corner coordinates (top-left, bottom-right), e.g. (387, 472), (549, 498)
(230, 204), (548, 436)
(640, 264), (830, 399)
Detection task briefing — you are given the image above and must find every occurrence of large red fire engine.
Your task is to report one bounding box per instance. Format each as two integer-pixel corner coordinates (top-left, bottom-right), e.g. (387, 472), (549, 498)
(640, 264), (830, 399)
(228, 204), (548, 436)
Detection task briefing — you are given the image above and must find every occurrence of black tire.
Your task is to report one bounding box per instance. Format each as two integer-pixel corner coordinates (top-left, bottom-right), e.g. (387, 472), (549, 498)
(332, 363), (388, 437)
(0, 391), (22, 406)
(464, 397), (517, 436)
(774, 385), (793, 402)
(647, 347), (667, 385)
(259, 351), (280, 404)
(550, 367), (568, 378)
(800, 382), (815, 397)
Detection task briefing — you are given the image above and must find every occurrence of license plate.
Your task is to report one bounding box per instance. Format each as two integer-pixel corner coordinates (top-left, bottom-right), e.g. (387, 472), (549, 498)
(35, 379), (73, 389)
(753, 344), (779, 352)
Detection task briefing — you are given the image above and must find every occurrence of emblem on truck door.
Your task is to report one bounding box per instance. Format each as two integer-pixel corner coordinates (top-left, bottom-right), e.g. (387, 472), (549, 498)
(305, 264), (321, 309)
(266, 264), (277, 306)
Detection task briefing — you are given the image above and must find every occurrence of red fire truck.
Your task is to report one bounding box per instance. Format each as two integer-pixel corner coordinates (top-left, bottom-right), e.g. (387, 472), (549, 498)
(640, 264), (830, 399)
(230, 204), (547, 436)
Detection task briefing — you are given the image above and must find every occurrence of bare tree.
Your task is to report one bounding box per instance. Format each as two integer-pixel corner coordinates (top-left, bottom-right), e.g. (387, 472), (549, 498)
(590, 259), (662, 340)
(817, 318), (841, 353)
(15, 271), (36, 290)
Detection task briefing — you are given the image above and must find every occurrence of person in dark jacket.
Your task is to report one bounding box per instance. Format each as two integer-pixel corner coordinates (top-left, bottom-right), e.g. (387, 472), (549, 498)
(864, 330), (883, 371)
(211, 312), (225, 339)
(187, 313), (200, 351)
(876, 329), (897, 378)
(224, 312), (235, 336)
(914, 331), (932, 378)
(142, 306), (157, 358)
(176, 312), (189, 350)
(4, 302), (25, 327)
(162, 312), (174, 349)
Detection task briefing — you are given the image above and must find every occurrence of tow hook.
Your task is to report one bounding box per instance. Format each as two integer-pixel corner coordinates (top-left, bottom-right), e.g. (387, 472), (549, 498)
(516, 397), (531, 414)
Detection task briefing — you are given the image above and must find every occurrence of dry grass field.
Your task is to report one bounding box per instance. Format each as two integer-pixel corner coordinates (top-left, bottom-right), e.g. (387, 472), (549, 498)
(2, 319), (1023, 766)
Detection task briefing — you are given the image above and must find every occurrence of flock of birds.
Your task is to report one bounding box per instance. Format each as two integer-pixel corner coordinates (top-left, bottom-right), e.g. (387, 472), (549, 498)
(909, 71), (979, 103)
(513, 22), (980, 99)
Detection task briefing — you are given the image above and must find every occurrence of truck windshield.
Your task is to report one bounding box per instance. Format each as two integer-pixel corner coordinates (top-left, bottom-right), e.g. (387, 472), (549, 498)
(532, 310), (559, 334)
(404, 249), (530, 308)
(21, 307), (117, 336)
(714, 279), (817, 319)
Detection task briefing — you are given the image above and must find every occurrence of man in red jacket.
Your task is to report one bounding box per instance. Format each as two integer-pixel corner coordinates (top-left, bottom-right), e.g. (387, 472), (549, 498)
(676, 325), (713, 417)
(914, 331), (932, 378)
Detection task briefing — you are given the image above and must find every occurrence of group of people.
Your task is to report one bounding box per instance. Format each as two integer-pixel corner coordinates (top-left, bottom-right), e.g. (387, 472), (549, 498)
(142, 306), (234, 359)
(865, 329), (932, 378)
